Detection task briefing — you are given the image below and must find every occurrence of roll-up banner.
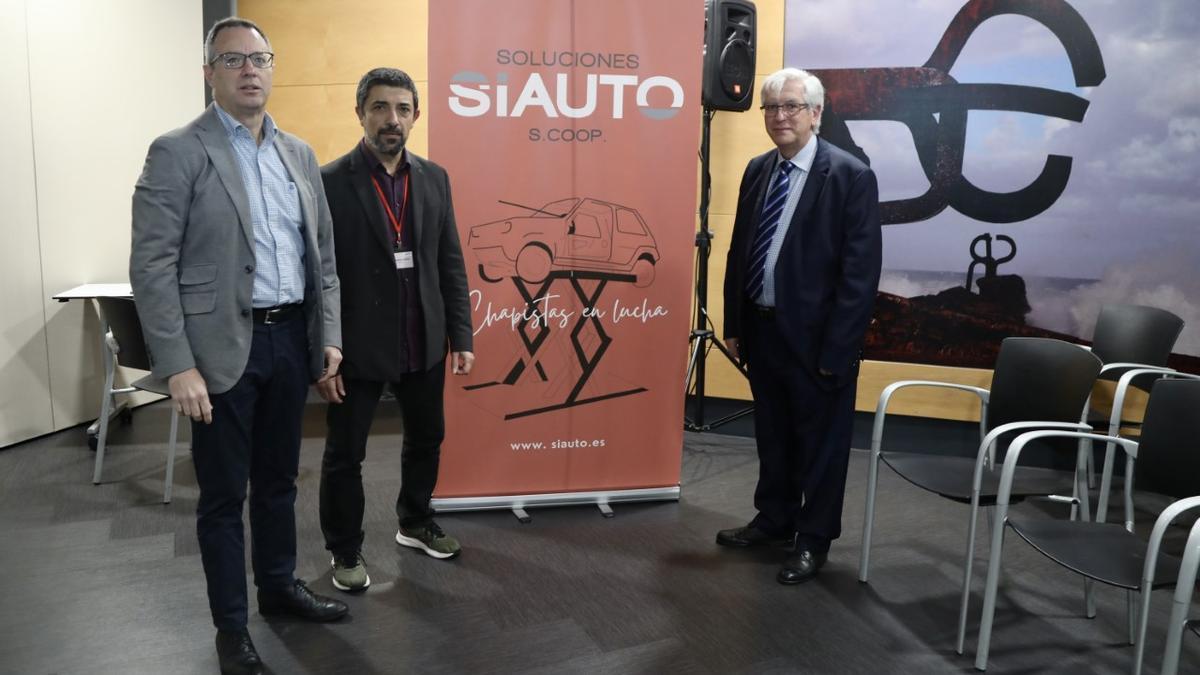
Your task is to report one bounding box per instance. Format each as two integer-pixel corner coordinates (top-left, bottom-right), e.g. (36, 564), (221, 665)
(429, 0), (702, 510)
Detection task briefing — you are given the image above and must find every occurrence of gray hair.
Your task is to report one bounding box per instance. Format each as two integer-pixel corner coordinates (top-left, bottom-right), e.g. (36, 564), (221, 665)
(761, 68), (825, 134)
(203, 17), (270, 64)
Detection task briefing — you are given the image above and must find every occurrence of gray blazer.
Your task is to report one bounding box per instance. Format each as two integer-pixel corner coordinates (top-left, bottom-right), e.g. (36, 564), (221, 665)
(130, 104), (341, 394)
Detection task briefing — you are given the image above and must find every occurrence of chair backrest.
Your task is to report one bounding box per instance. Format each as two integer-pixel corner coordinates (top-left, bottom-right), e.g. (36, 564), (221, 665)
(986, 337), (1102, 434)
(1091, 304), (1183, 375)
(95, 297), (152, 372)
(1132, 379), (1200, 500)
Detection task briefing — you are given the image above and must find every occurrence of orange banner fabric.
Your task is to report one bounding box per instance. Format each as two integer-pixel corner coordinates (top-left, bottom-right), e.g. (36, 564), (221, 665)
(429, 0), (702, 497)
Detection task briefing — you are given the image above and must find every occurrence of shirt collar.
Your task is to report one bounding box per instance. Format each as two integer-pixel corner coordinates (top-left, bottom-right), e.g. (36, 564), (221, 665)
(213, 102), (278, 144)
(777, 133), (818, 174)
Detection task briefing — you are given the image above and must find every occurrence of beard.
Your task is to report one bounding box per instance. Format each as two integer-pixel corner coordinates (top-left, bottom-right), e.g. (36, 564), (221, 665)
(368, 126), (406, 156)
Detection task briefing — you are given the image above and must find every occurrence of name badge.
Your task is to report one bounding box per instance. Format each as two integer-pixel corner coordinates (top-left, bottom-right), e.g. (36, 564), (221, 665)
(394, 251), (414, 269)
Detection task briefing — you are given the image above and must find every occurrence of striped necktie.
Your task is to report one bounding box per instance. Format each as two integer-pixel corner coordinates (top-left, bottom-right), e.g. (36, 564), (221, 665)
(745, 161), (794, 302)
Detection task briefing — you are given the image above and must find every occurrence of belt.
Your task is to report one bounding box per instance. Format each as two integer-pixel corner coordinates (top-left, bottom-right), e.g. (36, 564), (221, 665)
(252, 304), (302, 325)
(751, 305), (775, 319)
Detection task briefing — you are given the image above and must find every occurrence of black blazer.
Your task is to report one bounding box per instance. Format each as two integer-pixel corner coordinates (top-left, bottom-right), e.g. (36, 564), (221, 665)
(723, 137), (882, 388)
(321, 147), (473, 381)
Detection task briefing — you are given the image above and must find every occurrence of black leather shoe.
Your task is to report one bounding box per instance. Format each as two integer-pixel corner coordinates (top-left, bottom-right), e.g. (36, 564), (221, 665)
(215, 629), (263, 675)
(716, 525), (792, 548)
(258, 579), (349, 622)
(777, 548), (828, 585)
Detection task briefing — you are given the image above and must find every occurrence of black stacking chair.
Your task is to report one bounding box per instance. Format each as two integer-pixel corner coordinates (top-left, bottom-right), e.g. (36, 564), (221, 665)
(973, 378), (1200, 672)
(858, 337), (1102, 655)
(91, 297), (181, 503)
(1159, 516), (1200, 675)
(1083, 305), (1183, 522)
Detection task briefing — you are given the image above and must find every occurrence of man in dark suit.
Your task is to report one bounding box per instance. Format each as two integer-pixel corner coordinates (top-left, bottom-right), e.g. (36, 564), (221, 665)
(719, 67), (882, 585)
(317, 68), (474, 592)
(131, 17), (348, 675)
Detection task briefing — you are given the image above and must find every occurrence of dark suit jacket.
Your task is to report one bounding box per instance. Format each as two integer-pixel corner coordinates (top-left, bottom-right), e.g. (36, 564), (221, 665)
(130, 104), (340, 393)
(723, 137), (882, 388)
(321, 146), (473, 382)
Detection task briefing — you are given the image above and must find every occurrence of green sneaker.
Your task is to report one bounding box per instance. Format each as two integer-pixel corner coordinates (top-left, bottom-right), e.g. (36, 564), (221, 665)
(330, 553), (370, 592)
(396, 522), (461, 559)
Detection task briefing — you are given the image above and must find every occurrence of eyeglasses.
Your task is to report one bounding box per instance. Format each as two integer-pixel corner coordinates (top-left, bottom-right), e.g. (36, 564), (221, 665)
(209, 51), (275, 70)
(760, 102), (811, 117)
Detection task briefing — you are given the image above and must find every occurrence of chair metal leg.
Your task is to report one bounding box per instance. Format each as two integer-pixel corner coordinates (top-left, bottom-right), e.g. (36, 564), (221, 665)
(1133, 588), (1152, 675)
(1126, 588), (1136, 644)
(1158, 518), (1200, 675)
(1072, 436), (1085, 521)
(1096, 437), (1119, 523)
(162, 406), (179, 504)
(975, 511), (1009, 671)
(1160, 608), (1191, 675)
(92, 365), (117, 485)
(957, 496), (982, 655)
(1075, 445), (1092, 523)
(1072, 445), (1097, 618)
(859, 446), (881, 583)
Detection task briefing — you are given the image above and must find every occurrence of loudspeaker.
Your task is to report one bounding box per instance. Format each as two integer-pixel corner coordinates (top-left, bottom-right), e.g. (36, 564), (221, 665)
(702, 0), (757, 111)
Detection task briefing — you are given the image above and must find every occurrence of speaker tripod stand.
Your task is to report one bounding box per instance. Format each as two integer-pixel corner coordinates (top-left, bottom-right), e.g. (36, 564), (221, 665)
(684, 107), (753, 432)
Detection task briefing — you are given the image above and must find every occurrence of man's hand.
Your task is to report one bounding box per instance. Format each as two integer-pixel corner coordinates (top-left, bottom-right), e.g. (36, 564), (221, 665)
(168, 368), (212, 424)
(316, 373), (346, 403)
(450, 351), (475, 375)
(319, 346), (342, 383)
(723, 337), (740, 360)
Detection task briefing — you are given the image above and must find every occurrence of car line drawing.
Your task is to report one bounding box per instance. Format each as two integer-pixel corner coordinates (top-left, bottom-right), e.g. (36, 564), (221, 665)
(467, 197), (660, 287)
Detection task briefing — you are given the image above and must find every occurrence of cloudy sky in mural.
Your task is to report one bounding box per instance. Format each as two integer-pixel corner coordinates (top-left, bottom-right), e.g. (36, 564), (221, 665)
(785, 0), (1199, 352)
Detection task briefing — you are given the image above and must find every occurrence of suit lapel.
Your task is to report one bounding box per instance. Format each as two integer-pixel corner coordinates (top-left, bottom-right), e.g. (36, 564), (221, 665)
(348, 146), (396, 255)
(407, 154), (425, 252)
(195, 106), (254, 251)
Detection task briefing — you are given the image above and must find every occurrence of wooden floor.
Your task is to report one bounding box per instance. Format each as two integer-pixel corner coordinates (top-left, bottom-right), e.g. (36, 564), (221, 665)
(0, 400), (1196, 674)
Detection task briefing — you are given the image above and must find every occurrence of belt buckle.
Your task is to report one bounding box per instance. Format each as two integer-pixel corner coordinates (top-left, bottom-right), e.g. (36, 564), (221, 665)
(262, 307), (282, 325)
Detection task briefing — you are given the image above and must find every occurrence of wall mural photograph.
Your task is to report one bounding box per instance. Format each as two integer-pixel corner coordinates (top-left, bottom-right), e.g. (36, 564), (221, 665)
(786, 0), (1199, 371)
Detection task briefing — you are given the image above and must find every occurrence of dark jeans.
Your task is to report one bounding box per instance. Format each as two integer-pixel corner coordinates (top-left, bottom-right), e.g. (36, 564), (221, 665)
(742, 310), (857, 553)
(191, 315), (309, 632)
(319, 363), (446, 557)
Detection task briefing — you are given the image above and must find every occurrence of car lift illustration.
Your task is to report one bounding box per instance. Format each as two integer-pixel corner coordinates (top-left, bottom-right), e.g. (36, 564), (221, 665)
(464, 269), (647, 420)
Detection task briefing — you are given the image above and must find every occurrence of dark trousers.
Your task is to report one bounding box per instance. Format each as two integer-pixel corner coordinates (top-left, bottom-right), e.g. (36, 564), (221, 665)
(743, 310), (856, 552)
(319, 362), (446, 557)
(190, 315), (309, 632)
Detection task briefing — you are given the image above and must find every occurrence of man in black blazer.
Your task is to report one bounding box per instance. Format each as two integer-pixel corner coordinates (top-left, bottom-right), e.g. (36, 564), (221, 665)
(317, 68), (474, 592)
(719, 68), (882, 585)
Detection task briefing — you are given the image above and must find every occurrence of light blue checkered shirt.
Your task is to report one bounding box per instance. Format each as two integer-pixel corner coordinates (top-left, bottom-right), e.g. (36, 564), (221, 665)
(757, 133), (818, 307)
(213, 104), (306, 307)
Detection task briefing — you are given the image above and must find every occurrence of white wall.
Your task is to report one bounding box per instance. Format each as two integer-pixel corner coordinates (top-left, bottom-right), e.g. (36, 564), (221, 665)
(0, 0), (52, 446)
(0, 0), (202, 447)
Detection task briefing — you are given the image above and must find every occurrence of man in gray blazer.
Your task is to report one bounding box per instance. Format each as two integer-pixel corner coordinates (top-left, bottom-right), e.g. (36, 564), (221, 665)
(130, 17), (347, 675)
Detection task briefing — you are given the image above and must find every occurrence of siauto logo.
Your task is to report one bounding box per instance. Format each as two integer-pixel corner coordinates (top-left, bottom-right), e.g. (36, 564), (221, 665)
(449, 71), (684, 120)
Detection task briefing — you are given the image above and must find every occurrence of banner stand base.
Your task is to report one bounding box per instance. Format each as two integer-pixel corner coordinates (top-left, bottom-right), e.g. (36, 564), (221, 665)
(431, 486), (680, 523)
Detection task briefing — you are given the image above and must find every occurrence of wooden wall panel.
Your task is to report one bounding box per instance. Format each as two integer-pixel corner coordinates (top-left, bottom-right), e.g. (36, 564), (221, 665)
(241, 0), (428, 87)
(267, 83), (431, 167)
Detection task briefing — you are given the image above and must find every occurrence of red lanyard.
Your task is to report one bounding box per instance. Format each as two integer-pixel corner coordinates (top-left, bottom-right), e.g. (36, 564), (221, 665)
(369, 172), (410, 242)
